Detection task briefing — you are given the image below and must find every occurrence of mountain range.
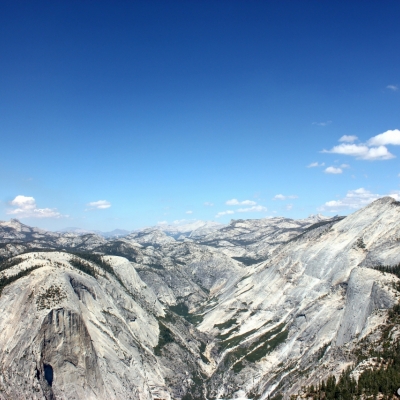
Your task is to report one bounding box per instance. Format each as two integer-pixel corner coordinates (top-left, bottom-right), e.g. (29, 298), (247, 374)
(0, 197), (399, 399)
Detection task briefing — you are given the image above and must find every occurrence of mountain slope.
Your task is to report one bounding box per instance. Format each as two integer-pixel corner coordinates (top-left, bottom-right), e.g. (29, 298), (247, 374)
(199, 197), (400, 398)
(1, 198), (400, 399)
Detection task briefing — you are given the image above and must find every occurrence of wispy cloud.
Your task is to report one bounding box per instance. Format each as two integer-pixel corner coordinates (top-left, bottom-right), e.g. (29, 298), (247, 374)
(215, 210), (235, 218)
(226, 198), (257, 206)
(307, 162), (325, 168)
(86, 200), (111, 210)
(215, 204), (268, 218)
(313, 120), (332, 127)
(185, 210), (193, 214)
(318, 188), (400, 212)
(387, 85), (398, 91)
(273, 194), (298, 200)
(204, 202), (214, 206)
(322, 143), (394, 160)
(324, 166), (343, 174)
(237, 205), (267, 213)
(7, 195), (65, 218)
(339, 135), (358, 142)
(286, 204), (293, 211)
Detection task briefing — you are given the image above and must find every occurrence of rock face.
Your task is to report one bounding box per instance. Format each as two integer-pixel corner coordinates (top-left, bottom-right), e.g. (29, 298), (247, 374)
(198, 197), (400, 398)
(0, 253), (170, 400)
(0, 197), (400, 399)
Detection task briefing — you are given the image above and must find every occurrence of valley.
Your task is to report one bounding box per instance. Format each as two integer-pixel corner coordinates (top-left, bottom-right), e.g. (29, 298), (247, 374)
(1, 197), (400, 399)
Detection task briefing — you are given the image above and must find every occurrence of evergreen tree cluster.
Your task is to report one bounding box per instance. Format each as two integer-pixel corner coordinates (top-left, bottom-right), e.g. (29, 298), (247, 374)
(303, 300), (400, 399)
(374, 263), (400, 279)
(69, 252), (126, 289)
(0, 265), (40, 296)
(69, 256), (97, 278)
(0, 257), (23, 273)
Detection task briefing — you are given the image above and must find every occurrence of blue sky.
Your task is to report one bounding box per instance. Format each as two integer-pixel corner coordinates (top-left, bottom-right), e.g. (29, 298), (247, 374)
(1, 1), (399, 231)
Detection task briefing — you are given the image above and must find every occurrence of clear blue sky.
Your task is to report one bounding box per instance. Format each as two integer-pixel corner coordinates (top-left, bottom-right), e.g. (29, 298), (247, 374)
(1, 1), (399, 231)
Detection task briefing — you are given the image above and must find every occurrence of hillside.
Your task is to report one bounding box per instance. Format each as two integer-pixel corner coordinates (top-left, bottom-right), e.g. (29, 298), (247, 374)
(0, 198), (400, 399)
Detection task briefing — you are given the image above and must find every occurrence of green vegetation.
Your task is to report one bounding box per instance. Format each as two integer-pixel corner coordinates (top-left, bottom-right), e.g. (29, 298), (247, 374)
(70, 252), (127, 289)
(374, 262), (400, 279)
(286, 217), (345, 244)
(0, 257), (23, 273)
(95, 241), (138, 262)
(154, 321), (174, 356)
(217, 325), (240, 340)
(169, 302), (190, 315)
(71, 252), (113, 275)
(229, 324), (288, 373)
(181, 372), (206, 400)
(219, 320), (274, 351)
(220, 328), (258, 350)
(36, 284), (67, 310)
(232, 257), (261, 266)
(244, 327), (288, 363)
(69, 256), (97, 277)
(169, 303), (204, 325)
(147, 263), (164, 270)
(305, 219), (343, 232)
(356, 237), (366, 249)
(316, 342), (331, 361)
(0, 265), (40, 296)
(304, 300), (400, 399)
(214, 318), (237, 331)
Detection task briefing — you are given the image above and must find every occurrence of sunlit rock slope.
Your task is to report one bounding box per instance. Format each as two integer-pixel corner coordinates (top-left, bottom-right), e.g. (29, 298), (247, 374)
(1, 197), (400, 399)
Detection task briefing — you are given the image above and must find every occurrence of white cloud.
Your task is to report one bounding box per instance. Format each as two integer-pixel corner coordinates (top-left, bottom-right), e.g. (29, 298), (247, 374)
(237, 205), (267, 213)
(185, 210), (193, 214)
(339, 135), (358, 142)
(286, 204), (293, 211)
(322, 130), (400, 161)
(387, 85), (398, 91)
(204, 202), (214, 206)
(389, 191), (400, 201)
(322, 143), (394, 160)
(7, 195), (64, 219)
(215, 210), (235, 218)
(273, 194), (298, 200)
(307, 162), (325, 168)
(340, 164), (350, 168)
(325, 166), (343, 174)
(362, 146), (395, 160)
(367, 129), (400, 146)
(313, 120), (332, 126)
(318, 188), (385, 212)
(226, 199), (257, 206)
(157, 221), (168, 225)
(87, 200), (111, 209)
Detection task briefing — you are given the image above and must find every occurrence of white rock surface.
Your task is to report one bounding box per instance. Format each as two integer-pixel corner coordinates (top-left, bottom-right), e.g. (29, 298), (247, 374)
(1, 198), (400, 399)
(0, 252), (170, 400)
